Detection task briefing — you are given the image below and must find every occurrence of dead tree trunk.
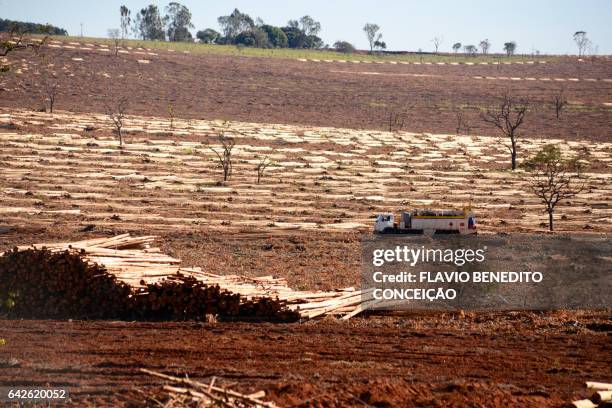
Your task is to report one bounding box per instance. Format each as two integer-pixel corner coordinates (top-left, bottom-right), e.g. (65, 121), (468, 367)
(209, 134), (236, 182)
(482, 93), (528, 170)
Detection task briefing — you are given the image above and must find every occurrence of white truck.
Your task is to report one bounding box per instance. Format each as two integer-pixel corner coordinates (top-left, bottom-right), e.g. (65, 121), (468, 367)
(374, 209), (477, 235)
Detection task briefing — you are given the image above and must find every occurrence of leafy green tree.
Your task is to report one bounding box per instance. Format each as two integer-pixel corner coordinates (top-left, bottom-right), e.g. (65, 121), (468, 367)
(464, 44), (477, 56)
(281, 25), (304, 48)
(298, 15), (321, 36)
(165, 2), (194, 42)
(217, 8), (254, 41)
(363, 23), (382, 53)
(134, 5), (165, 41)
(374, 40), (386, 50)
(452, 42), (462, 53)
(281, 25), (321, 49)
(196, 28), (220, 44)
(120, 6), (131, 39)
(523, 145), (586, 231)
(260, 25), (288, 48)
(503, 41), (517, 56)
(333, 41), (355, 53)
(234, 28), (270, 48)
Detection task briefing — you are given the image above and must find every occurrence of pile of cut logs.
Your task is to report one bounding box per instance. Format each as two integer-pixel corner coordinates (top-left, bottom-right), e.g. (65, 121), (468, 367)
(572, 382), (612, 408)
(18, 234), (377, 320)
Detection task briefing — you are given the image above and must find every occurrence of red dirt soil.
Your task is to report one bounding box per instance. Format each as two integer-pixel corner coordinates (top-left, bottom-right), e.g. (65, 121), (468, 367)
(1, 39), (611, 408)
(1, 312), (610, 407)
(0, 40), (611, 141)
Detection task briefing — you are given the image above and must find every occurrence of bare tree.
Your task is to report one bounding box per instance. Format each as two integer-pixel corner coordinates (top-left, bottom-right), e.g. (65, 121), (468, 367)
(479, 39), (491, 55)
(209, 132), (236, 182)
(553, 89), (568, 120)
(455, 109), (471, 135)
(431, 36), (443, 54)
(255, 156), (270, 184)
(573, 31), (589, 57)
(107, 29), (120, 56)
(363, 23), (382, 54)
(41, 72), (59, 113)
(167, 103), (174, 129)
(105, 97), (129, 147)
(481, 93), (528, 170)
(524, 145), (585, 231)
(388, 111), (405, 132)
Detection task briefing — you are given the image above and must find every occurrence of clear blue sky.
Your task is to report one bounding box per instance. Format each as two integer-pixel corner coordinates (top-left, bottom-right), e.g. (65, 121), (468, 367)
(2, 0), (611, 54)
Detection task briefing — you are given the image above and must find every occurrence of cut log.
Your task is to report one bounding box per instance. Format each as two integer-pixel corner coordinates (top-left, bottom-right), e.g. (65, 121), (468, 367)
(592, 390), (612, 403)
(587, 382), (612, 391)
(572, 399), (597, 408)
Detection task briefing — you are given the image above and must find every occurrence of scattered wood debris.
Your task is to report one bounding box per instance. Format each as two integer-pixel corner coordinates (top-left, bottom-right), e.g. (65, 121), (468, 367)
(140, 368), (278, 407)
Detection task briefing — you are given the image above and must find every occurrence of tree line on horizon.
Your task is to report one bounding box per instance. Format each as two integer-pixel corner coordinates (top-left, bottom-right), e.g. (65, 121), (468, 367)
(118, 4), (326, 51)
(0, 18), (67, 36)
(0, 5), (598, 57)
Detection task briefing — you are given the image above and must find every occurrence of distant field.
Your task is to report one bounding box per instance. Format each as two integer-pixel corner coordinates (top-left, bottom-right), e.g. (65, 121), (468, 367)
(45, 34), (565, 63)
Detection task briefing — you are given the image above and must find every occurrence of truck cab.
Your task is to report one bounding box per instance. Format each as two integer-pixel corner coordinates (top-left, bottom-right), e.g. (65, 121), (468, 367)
(374, 213), (395, 233)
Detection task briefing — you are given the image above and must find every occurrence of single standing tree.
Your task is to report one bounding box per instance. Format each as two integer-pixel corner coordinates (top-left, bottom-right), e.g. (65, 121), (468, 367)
(255, 156), (270, 184)
(133, 5), (165, 41)
(573, 31), (589, 57)
(107, 29), (120, 56)
(42, 72), (59, 113)
(209, 133), (236, 182)
(452, 42), (462, 53)
(105, 97), (129, 147)
(165, 2), (194, 42)
(333, 41), (355, 53)
(481, 93), (528, 170)
(553, 89), (568, 120)
(479, 39), (491, 55)
(503, 41), (516, 56)
(298, 15), (321, 36)
(523, 145), (585, 231)
(464, 44), (477, 56)
(431, 36), (443, 53)
(120, 5), (131, 39)
(363, 23), (382, 54)
(167, 103), (174, 129)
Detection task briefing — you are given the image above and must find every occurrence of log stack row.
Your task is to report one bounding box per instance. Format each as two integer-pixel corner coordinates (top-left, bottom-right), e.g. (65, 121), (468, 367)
(15, 234), (378, 319)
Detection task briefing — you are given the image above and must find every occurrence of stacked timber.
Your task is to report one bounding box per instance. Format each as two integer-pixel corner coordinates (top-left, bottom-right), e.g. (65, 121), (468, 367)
(15, 234), (380, 319)
(572, 382), (612, 408)
(17, 234), (181, 286)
